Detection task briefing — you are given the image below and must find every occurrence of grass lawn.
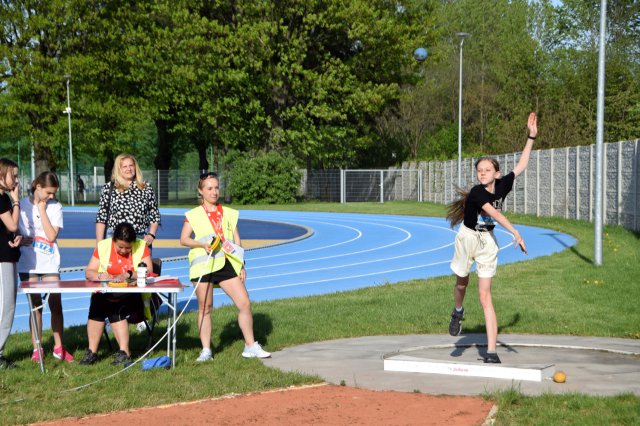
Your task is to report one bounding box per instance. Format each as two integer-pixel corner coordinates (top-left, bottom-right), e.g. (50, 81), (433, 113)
(1, 201), (638, 425)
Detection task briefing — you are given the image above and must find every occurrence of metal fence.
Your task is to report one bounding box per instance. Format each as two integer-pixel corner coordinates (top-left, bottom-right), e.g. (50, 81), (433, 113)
(31, 139), (639, 232)
(300, 140), (640, 233)
(21, 169), (224, 206)
(301, 169), (423, 203)
(413, 139), (639, 232)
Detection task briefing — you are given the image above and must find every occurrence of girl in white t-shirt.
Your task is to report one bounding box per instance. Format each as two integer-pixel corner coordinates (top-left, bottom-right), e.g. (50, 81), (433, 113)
(18, 172), (74, 362)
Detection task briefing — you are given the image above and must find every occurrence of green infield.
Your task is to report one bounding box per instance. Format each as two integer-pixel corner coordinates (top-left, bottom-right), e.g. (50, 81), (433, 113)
(1, 202), (638, 426)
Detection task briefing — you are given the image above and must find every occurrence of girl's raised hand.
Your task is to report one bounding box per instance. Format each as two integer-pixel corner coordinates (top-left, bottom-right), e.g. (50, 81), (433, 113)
(35, 195), (48, 210)
(527, 112), (537, 138)
(10, 182), (19, 203)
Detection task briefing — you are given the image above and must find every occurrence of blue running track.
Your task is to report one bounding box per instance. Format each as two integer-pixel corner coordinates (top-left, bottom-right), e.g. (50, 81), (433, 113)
(12, 208), (576, 333)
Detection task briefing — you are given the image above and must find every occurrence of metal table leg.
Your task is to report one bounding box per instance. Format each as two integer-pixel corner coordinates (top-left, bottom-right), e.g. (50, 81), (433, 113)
(26, 296), (45, 373)
(171, 293), (177, 368)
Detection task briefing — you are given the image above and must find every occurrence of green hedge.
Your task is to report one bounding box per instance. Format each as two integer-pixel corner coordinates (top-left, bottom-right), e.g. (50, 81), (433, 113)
(229, 151), (302, 204)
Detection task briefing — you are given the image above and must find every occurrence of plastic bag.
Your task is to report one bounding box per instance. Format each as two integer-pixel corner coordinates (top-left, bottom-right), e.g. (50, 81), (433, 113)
(141, 355), (171, 371)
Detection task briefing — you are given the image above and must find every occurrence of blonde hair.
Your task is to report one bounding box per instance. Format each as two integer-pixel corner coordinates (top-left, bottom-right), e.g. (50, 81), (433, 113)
(446, 157), (501, 228)
(0, 158), (18, 192)
(111, 153), (145, 191)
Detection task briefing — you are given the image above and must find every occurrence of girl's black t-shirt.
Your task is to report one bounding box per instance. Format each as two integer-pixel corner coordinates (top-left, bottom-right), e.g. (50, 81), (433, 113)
(463, 172), (515, 231)
(0, 192), (20, 263)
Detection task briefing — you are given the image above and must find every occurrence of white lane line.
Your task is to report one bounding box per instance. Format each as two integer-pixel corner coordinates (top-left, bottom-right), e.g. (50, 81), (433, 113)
(248, 220), (363, 259)
(246, 241), (453, 280)
(237, 259), (451, 294)
(249, 222), (412, 268)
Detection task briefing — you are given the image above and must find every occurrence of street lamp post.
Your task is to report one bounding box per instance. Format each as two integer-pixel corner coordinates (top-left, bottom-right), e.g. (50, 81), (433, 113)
(64, 75), (74, 206)
(594, 0), (607, 266)
(456, 32), (470, 188)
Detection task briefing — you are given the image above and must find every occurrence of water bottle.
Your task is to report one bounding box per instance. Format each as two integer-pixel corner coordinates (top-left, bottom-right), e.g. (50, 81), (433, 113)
(137, 262), (147, 287)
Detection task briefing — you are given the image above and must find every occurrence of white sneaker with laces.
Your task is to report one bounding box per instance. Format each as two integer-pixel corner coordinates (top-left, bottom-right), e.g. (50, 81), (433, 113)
(196, 348), (213, 362)
(242, 342), (271, 359)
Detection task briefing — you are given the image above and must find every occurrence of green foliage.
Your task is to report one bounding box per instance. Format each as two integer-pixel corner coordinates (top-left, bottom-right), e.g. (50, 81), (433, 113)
(419, 122), (458, 160)
(493, 392), (640, 426)
(236, 0), (433, 169)
(2, 0), (639, 170)
(228, 151), (302, 204)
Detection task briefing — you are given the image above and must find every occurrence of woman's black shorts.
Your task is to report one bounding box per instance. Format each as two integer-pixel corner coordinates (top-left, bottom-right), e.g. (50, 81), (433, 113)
(193, 259), (239, 286)
(88, 293), (144, 324)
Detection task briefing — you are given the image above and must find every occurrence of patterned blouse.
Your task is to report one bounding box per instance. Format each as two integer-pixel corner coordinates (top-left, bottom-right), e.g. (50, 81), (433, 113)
(96, 181), (161, 235)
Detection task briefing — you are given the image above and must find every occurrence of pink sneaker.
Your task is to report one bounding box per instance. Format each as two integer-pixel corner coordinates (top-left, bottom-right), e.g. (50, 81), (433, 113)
(31, 349), (45, 363)
(53, 346), (75, 362)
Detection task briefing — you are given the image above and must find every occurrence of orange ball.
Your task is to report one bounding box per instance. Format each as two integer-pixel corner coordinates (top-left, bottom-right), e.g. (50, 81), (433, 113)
(553, 371), (567, 383)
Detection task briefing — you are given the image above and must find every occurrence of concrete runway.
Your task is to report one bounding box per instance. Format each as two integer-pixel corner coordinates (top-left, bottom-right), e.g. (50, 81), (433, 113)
(262, 334), (640, 396)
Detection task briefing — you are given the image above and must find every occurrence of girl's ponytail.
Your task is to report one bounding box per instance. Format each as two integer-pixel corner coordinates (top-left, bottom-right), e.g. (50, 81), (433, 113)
(446, 187), (469, 229)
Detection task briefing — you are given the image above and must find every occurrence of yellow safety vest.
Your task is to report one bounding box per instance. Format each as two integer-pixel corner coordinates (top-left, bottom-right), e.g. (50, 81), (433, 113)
(97, 238), (153, 320)
(97, 238), (146, 273)
(185, 205), (243, 281)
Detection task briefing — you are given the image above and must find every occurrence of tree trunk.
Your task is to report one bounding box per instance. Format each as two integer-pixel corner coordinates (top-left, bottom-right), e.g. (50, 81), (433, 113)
(154, 119), (174, 203)
(34, 145), (56, 175)
(196, 143), (208, 171)
(104, 149), (115, 182)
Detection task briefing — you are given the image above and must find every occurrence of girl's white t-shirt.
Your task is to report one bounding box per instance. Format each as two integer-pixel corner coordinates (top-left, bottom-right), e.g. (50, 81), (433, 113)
(17, 197), (63, 274)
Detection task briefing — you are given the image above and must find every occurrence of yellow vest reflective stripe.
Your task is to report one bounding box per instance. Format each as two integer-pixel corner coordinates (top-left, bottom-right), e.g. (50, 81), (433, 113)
(97, 239), (152, 320)
(185, 205), (243, 280)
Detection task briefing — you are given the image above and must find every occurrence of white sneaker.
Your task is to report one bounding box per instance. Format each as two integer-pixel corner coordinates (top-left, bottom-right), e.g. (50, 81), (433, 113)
(242, 342), (271, 359)
(196, 348), (213, 362)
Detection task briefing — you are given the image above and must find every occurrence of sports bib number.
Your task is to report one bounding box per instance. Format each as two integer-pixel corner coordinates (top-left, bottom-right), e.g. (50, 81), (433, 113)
(222, 240), (235, 254)
(222, 240), (245, 262)
(33, 236), (55, 255)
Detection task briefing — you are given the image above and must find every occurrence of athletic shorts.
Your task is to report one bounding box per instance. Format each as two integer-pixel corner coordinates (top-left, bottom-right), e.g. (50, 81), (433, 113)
(450, 224), (498, 278)
(192, 259), (239, 287)
(88, 293), (143, 324)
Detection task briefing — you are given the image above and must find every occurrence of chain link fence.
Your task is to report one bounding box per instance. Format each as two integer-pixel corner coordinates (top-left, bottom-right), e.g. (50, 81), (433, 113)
(34, 139), (638, 232)
(21, 169), (224, 206)
(299, 140), (639, 233)
(300, 169), (423, 203)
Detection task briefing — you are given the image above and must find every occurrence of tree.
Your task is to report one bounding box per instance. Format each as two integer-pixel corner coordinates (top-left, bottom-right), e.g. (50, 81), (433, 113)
(0, 0), (77, 172)
(234, 0), (433, 169)
(0, 1), (159, 178)
(531, 0), (640, 147)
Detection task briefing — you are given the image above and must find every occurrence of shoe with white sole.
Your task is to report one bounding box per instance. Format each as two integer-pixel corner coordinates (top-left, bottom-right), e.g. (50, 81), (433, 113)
(242, 342), (271, 359)
(196, 348), (213, 362)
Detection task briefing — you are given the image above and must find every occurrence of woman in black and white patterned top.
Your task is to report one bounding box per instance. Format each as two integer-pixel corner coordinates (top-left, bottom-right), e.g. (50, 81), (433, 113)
(95, 154), (161, 246)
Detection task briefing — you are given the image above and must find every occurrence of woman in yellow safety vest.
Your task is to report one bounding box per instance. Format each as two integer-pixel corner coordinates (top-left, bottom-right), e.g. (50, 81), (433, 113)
(81, 222), (152, 366)
(180, 172), (270, 362)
